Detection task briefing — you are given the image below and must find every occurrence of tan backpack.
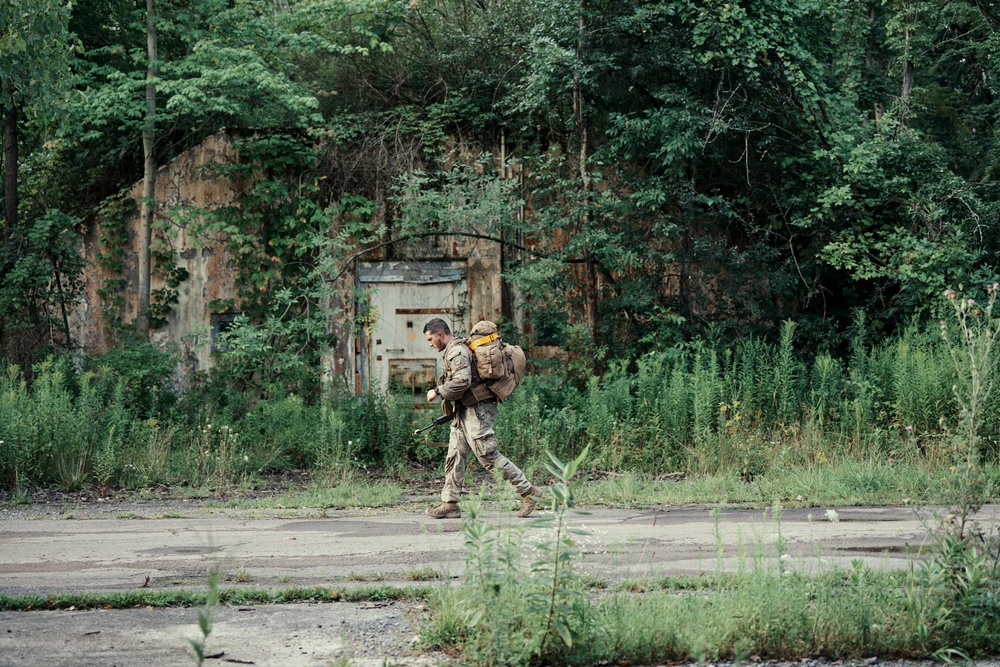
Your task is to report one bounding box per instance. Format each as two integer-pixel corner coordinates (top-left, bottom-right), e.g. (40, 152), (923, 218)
(466, 320), (526, 401)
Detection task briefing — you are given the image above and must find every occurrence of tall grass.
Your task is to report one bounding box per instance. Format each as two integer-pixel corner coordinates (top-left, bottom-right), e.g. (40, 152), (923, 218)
(0, 361), (134, 489)
(0, 360), (423, 491)
(584, 552), (1000, 663)
(3, 312), (999, 492)
(497, 320), (984, 478)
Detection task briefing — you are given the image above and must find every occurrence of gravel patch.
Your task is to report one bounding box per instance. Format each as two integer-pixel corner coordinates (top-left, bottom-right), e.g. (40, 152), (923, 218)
(0, 600), (450, 667)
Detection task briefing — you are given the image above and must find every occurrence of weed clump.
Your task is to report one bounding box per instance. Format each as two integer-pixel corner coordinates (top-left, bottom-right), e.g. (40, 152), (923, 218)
(422, 448), (591, 666)
(424, 441), (1000, 665)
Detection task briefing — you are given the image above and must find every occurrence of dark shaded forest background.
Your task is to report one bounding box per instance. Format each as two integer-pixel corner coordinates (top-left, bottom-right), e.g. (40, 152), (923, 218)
(5, 0), (999, 368)
(6, 0), (1000, 491)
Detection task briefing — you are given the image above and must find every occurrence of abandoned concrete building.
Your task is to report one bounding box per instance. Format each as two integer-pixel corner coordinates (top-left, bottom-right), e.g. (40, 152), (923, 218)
(72, 133), (513, 398)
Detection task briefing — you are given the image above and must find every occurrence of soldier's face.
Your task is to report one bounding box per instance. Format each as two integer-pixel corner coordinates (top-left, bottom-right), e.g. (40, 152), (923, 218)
(425, 330), (446, 351)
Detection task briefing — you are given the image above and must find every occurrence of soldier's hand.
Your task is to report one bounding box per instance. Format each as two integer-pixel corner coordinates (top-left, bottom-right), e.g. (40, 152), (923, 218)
(426, 388), (439, 402)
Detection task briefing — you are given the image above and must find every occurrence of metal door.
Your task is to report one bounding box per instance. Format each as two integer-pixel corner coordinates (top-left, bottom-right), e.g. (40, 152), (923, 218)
(357, 261), (467, 399)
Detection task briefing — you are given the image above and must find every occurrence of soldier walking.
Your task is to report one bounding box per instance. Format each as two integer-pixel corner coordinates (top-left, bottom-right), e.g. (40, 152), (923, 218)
(422, 318), (542, 519)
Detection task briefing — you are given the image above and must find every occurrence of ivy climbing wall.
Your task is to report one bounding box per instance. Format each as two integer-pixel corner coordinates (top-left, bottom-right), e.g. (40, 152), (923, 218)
(72, 132), (509, 395)
(73, 133), (242, 382)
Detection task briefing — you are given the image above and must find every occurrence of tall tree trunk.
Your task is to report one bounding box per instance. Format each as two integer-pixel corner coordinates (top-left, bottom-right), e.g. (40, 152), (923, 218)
(2, 84), (17, 233)
(866, 3), (886, 123)
(55, 272), (72, 349)
(137, 0), (158, 338)
(899, 2), (915, 127)
(574, 4), (598, 345)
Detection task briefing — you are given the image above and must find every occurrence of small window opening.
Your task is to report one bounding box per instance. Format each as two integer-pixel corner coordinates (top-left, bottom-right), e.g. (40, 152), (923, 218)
(211, 312), (240, 352)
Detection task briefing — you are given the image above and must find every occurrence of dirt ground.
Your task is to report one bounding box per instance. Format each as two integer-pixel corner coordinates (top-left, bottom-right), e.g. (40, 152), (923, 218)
(1, 495), (998, 666)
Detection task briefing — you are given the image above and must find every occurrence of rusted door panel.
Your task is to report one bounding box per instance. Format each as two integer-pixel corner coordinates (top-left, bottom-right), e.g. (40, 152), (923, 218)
(388, 358), (438, 395)
(357, 261), (467, 398)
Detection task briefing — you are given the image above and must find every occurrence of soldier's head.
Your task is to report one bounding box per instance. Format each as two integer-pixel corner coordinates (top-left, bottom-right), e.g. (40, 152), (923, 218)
(423, 318), (453, 352)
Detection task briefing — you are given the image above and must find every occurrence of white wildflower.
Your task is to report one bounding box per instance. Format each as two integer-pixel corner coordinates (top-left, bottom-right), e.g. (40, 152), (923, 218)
(825, 509), (839, 522)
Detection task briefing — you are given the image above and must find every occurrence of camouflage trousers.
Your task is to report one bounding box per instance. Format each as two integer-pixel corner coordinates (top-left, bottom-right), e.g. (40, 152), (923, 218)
(441, 400), (533, 503)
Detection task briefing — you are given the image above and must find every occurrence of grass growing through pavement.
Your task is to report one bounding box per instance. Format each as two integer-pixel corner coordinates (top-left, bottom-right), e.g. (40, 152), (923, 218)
(424, 514), (1000, 665)
(400, 567), (445, 581)
(586, 566), (909, 663)
(423, 446), (1000, 666)
(188, 567), (220, 666)
(204, 475), (404, 510)
(587, 537), (1000, 662)
(0, 584), (431, 612)
(577, 462), (1000, 508)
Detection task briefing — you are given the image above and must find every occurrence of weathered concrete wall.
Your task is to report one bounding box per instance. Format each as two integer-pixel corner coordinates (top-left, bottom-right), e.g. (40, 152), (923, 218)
(73, 134), (242, 381)
(73, 134), (507, 393)
(467, 257), (502, 325)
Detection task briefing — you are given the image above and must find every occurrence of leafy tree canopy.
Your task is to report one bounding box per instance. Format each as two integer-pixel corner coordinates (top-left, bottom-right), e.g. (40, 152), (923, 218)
(4, 0), (1000, 372)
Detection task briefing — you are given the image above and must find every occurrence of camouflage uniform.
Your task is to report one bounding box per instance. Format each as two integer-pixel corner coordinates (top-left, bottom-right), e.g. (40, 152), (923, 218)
(437, 339), (533, 502)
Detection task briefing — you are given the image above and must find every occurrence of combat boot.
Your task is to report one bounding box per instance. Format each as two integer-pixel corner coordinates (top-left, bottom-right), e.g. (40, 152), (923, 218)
(426, 501), (461, 519)
(517, 486), (544, 518)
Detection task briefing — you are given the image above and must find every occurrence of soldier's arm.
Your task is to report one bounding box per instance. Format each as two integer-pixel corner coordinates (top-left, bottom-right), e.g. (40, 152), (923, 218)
(438, 347), (472, 400)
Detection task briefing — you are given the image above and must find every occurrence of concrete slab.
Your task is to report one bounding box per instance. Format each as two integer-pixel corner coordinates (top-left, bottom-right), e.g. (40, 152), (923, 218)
(0, 600), (440, 667)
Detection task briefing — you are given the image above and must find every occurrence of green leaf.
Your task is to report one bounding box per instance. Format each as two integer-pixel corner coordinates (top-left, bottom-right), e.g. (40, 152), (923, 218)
(197, 610), (212, 636)
(553, 620), (573, 647)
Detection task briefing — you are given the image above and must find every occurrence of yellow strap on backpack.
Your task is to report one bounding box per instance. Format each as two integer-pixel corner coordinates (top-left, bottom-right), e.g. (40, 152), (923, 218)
(468, 332), (499, 350)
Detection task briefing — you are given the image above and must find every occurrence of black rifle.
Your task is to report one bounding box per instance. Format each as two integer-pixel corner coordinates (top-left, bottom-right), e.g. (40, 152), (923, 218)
(413, 412), (455, 435)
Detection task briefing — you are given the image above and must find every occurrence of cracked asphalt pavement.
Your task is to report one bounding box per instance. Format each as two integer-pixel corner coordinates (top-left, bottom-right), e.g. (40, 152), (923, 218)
(2, 501), (997, 666)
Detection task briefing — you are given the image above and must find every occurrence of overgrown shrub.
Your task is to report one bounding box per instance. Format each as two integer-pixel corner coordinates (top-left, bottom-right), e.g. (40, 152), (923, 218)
(85, 342), (179, 419)
(4, 303), (1000, 491)
(908, 536), (1000, 656)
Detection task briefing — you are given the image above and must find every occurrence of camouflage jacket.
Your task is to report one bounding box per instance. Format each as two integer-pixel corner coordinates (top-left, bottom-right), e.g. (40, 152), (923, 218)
(438, 338), (473, 401)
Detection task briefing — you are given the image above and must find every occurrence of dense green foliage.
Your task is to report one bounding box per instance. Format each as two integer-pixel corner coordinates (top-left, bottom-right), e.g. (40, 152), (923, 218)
(3, 0), (1000, 370)
(1, 0), (77, 368)
(4, 0), (1000, 506)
